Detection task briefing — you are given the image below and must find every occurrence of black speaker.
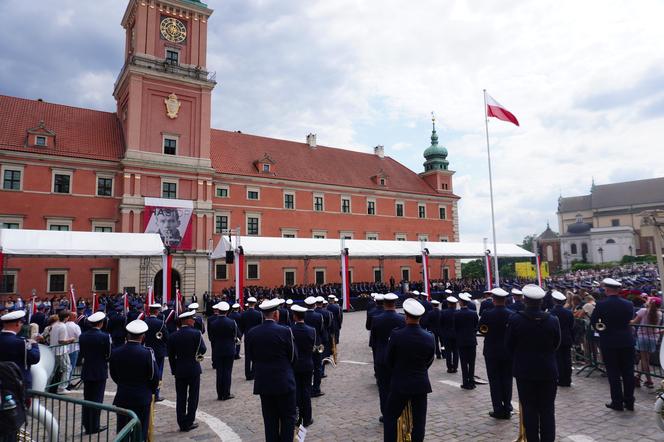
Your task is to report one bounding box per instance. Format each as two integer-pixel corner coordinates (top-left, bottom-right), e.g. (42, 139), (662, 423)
(415, 256), (422, 263)
(225, 251), (235, 264)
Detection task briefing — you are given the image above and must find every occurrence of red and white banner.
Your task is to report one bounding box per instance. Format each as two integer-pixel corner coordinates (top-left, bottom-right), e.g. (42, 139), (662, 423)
(235, 250), (245, 308)
(92, 292), (99, 312)
(69, 284), (77, 310)
(144, 198), (194, 250)
(485, 253), (493, 291)
(486, 93), (520, 126)
(421, 251), (431, 301)
(341, 249), (351, 311)
(29, 297), (37, 322)
(123, 290), (129, 316)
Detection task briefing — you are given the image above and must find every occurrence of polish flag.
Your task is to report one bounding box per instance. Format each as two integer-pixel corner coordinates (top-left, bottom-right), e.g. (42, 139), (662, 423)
(123, 290), (129, 316)
(486, 93), (519, 126)
(69, 284), (77, 310)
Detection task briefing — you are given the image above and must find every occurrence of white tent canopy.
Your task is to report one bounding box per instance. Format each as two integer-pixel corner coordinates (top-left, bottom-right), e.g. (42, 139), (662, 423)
(211, 236), (534, 260)
(0, 229), (165, 257)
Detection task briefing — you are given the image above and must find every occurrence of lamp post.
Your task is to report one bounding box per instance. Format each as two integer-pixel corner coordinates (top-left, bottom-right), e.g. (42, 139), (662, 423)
(598, 247), (604, 263)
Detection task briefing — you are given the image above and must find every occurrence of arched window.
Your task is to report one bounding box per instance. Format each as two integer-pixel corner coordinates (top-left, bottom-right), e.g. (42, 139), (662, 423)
(606, 238), (616, 244)
(571, 243), (578, 254)
(546, 245), (554, 261)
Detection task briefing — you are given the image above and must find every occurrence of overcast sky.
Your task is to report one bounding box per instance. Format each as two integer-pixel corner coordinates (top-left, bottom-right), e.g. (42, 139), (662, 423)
(1, 0), (663, 245)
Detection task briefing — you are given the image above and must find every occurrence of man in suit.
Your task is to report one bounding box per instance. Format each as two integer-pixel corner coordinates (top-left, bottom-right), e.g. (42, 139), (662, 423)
(168, 311), (207, 432)
(246, 298), (297, 442)
(590, 278), (636, 411)
(304, 296), (325, 397)
(290, 304), (316, 427)
(383, 298), (435, 442)
(208, 302), (238, 400)
(371, 293), (405, 422)
(79, 312), (112, 434)
(0, 310), (40, 389)
(478, 287), (513, 419)
(550, 290), (574, 387)
(229, 303), (243, 359)
(144, 303), (168, 402)
(109, 319), (158, 440)
(439, 296), (458, 373)
(455, 293), (479, 389)
(240, 297), (262, 380)
(30, 304), (47, 334)
(506, 284), (561, 442)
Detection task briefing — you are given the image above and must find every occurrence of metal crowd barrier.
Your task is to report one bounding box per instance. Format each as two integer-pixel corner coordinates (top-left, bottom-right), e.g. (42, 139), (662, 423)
(45, 343), (82, 391)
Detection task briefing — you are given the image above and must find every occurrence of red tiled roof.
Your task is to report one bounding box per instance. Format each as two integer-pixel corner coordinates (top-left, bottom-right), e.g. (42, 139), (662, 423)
(0, 95), (125, 161)
(211, 129), (451, 197)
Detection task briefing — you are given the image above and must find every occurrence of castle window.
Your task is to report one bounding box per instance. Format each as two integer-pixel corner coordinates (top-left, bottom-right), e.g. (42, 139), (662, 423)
(367, 199), (376, 215)
(165, 48), (179, 65)
(247, 187), (260, 200)
(396, 202), (404, 217)
(2, 169), (22, 191)
(611, 219), (619, 227)
(35, 136), (47, 146)
(570, 243), (578, 255)
(163, 137), (177, 155)
(341, 197), (351, 213)
(418, 204), (426, 219)
(263, 164), (270, 172)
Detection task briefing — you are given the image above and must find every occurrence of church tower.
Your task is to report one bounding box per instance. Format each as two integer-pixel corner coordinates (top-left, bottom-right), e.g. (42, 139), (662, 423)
(420, 114), (454, 194)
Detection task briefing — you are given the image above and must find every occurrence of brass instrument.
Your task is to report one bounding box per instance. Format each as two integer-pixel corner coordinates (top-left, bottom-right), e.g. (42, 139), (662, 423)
(235, 337), (242, 346)
(479, 324), (489, 334)
(595, 319), (607, 331)
(155, 331), (163, 340)
(314, 344), (325, 354)
(331, 335), (338, 364)
(147, 393), (156, 441)
(513, 401), (526, 442)
(396, 400), (413, 442)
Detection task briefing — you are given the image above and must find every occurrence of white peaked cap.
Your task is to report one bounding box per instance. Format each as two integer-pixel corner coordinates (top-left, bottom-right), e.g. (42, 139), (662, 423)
(446, 296), (458, 303)
(88, 312), (106, 323)
(188, 303), (199, 310)
(126, 319), (148, 334)
(259, 298), (281, 311)
(551, 290), (566, 302)
(403, 298), (425, 317)
(246, 297), (257, 303)
(602, 278), (622, 288)
(374, 294), (385, 301)
(384, 293), (399, 301)
(178, 310), (195, 319)
(291, 305), (307, 313)
(490, 288), (509, 297)
(511, 288), (523, 295)
(458, 293), (472, 302)
(522, 284), (546, 300)
(1, 310), (25, 322)
(304, 296), (317, 305)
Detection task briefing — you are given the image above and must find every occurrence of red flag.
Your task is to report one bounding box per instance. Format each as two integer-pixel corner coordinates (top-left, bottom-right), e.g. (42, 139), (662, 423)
(92, 293), (99, 312)
(69, 284), (77, 310)
(123, 290), (129, 316)
(486, 93), (519, 126)
(29, 297), (37, 322)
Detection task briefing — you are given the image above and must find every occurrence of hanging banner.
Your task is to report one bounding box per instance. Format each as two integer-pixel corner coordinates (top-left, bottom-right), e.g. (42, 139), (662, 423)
(143, 198), (194, 250)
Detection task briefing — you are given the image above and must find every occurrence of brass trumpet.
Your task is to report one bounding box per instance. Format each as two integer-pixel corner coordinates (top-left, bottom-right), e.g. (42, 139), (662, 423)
(196, 353), (205, 362)
(595, 319), (607, 331)
(397, 400), (413, 442)
(155, 331), (163, 340)
(479, 324), (489, 334)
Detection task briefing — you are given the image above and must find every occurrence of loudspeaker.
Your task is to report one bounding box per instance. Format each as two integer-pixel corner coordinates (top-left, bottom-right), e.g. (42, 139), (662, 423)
(225, 251), (235, 264)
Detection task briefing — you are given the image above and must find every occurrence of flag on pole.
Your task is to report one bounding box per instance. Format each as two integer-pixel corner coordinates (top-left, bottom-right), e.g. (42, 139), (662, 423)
(486, 93), (519, 126)
(123, 289), (129, 316)
(340, 248), (351, 312)
(485, 253), (493, 290)
(29, 297), (37, 323)
(69, 284), (77, 310)
(92, 292), (99, 312)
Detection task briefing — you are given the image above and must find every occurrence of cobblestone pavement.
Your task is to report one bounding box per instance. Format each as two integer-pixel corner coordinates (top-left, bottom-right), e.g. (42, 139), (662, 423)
(87, 311), (663, 441)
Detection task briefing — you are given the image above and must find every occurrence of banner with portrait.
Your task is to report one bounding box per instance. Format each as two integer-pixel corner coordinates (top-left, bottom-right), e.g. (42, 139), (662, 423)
(143, 197), (194, 250)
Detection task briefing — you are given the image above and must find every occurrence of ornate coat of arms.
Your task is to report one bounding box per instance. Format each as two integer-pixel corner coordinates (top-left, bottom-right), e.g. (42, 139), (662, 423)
(164, 93), (181, 119)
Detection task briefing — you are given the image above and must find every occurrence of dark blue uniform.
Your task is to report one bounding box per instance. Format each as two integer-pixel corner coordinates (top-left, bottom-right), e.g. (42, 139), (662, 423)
(229, 310), (242, 359)
(304, 309), (325, 395)
(479, 298), (494, 316)
(454, 307), (478, 388)
(505, 309), (561, 442)
(208, 315), (238, 400)
(109, 341), (158, 440)
(550, 305), (574, 387)
(30, 311), (47, 334)
(0, 331), (40, 388)
(508, 299), (525, 313)
(193, 314), (206, 335)
(79, 327), (111, 433)
(478, 305), (513, 417)
(246, 320), (297, 442)
(590, 296), (636, 409)
(371, 310), (405, 417)
(167, 326), (207, 431)
(427, 308), (442, 359)
(290, 321), (316, 425)
(240, 308), (263, 379)
(278, 306), (291, 326)
(384, 324), (435, 442)
(439, 307), (458, 372)
(327, 302), (343, 344)
(144, 315), (168, 399)
(107, 311), (127, 347)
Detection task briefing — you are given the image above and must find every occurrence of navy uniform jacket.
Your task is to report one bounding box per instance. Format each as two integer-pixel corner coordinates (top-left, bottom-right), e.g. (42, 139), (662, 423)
(229, 311), (243, 337)
(79, 328), (112, 381)
(478, 306), (512, 359)
(193, 315), (206, 335)
(207, 313), (221, 329)
(240, 308), (263, 336)
(386, 324), (435, 395)
(590, 296), (635, 349)
(327, 303), (343, 333)
(107, 312), (127, 343)
(290, 322), (316, 373)
(439, 308), (456, 339)
(167, 326), (207, 378)
(371, 311), (406, 366)
(427, 309), (440, 334)
(246, 320), (297, 395)
(109, 342), (158, 407)
(144, 316), (168, 359)
(208, 316), (239, 366)
(479, 298), (494, 316)
(508, 300), (525, 313)
(314, 307), (332, 342)
(278, 307), (291, 326)
(304, 310), (324, 346)
(366, 305), (384, 331)
(467, 301), (477, 312)
(454, 308), (478, 347)
(505, 309), (561, 380)
(163, 308), (177, 333)
(549, 305), (574, 347)
(0, 331), (40, 388)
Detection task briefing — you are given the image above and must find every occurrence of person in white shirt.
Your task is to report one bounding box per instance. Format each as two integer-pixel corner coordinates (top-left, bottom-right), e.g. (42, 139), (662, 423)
(66, 311), (82, 389)
(50, 310), (75, 394)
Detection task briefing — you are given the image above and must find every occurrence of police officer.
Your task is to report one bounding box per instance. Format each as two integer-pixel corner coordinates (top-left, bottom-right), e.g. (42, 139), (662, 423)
(240, 297), (262, 380)
(278, 299), (291, 326)
(439, 296), (458, 373)
(383, 298), (435, 442)
(208, 302), (238, 401)
(79, 311), (111, 434)
(550, 290), (574, 387)
(505, 284), (561, 442)
(0, 310), (40, 389)
(590, 278), (635, 411)
(304, 296), (325, 397)
(109, 319), (158, 440)
(245, 298), (297, 442)
(168, 310), (207, 431)
(290, 304), (316, 427)
(327, 295), (343, 344)
(508, 288), (525, 312)
(107, 305), (127, 348)
(479, 290), (494, 316)
(144, 303), (168, 402)
(478, 287), (513, 419)
(229, 303), (242, 360)
(315, 296), (332, 377)
(187, 303), (206, 335)
(428, 300), (442, 359)
(455, 292), (478, 389)
(371, 293), (405, 422)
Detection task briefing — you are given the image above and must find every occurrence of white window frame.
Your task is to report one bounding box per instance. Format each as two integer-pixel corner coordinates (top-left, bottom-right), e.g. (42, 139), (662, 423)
(95, 173), (115, 197)
(92, 221), (115, 232)
(246, 212), (261, 236)
(313, 193), (325, 212)
(400, 267), (411, 281)
(47, 270), (68, 293)
(439, 236), (449, 242)
(262, 163), (271, 173)
(366, 232), (379, 240)
(395, 200), (404, 217)
(246, 187), (261, 201)
(162, 134), (179, 156)
(367, 198), (376, 215)
(340, 195), (351, 214)
(281, 228), (298, 238)
(443, 266), (450, 280)
(215, 262), (228, 280)
(161, 178), (178, 199)
(438, 205), (447, 220)
(418, 203), (426, 219)
(314, 268), (326, 285)
(35, 135), (48, 147)
(283, 268), (297, 286)
(0, 216), (24, 229)
(312, 230), (327, 239)
(418, 234), (429, 241)
(91, 269), (111, 292)
(47, 218), (73, 231)
(0, 270), (18, 294)
(340, 231), (354, 240)
(1, 164), (24, 191)
(215, 212), (231, 234)
(283, 191), (296, 209)
(246, 261), (260, 280)
(395, 233), (407, 241)
(52, 169), (73, 194)
(373, 267), (383, 283)
(215, 184), (230, 198)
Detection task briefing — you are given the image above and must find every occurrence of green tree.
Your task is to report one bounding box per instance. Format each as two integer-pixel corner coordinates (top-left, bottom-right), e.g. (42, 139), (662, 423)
(462, 259), (485, 279)
(499, 262), (516, 278)
(520, 234), (537, 252)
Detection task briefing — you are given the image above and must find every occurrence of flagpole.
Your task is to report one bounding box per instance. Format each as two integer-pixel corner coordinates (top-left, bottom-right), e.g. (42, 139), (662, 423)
(483, 89), (500, 287)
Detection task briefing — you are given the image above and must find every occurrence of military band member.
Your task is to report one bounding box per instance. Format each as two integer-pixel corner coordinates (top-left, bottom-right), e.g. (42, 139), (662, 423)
(327, 295), (343, 344)
(240, 297), (262, 380)
(278, 299), (291, 326)
(383, 298), (435, 442)
(590, 278), (635, 411)
(229, 303), (243, 360)
(505, 284), (561, 442)
(79, 312), (111, 434)
(315, 296), (332, 378)
(168, 310), (206, 431)
(439, 296), (458, 373)
(208, 302), (238, 400)
(187, 303), (206, 335)
(109, 319), (158, 441)
(144, 303), (168, 402)
(550, 290), (574, 387)
(428, 300), (442, 359)
(508, 288), (525, 312)
(304, 296), (325, 397)
(0, 310), (40, 389)
(290, 304), (316, 427)
(479, 290), (494, 316)
(108, 305), (127, 347)
(478, 287), (513, 419)
(455, 292), (478, 389)
(246, 298), (298, 442)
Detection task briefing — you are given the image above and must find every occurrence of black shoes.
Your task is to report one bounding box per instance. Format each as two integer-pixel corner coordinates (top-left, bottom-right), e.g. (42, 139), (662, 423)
(220, 394), (235, 401)
(84, 426), (107, 435)
(605, 402), (624, 411)
(155, 396), (165, 402)
(489, 411), (510, 420)
(181, 422), (199, 432)
(624, 402), (634, 411)
(447, 369), (457, 373)
(460, 384), (473, 390)
(311, 391), (325, 398)
(303, 419), (314, 427)
(378, 416), (384, 423)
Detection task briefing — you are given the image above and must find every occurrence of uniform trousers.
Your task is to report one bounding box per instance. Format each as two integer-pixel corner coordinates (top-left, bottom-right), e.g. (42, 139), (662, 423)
(321, 340), (330, 376)
(442, 337), (458, 371)
(375, 364), (393, 417)
(175, 375), (200, 430)
(601, 346), (635, 407)
(485, 357), (512, 415)
(516, 378), (557, 442)
(116, 402), (150, 442)
(259, 391), (297, 442)
(235, 342), (241, 359)
(155, 356), (164, 398)
(383, 392), (428, 442)
(215, 356), (234, 399)
(82, 380), (106, 433)
(458, 345), (476, 387)
(555, 345), (572, 387)
(433, 333), (442, 358)
(294, 371), (313, 424)
(244, 350), (254, 379)
(312, 353), (322, 394)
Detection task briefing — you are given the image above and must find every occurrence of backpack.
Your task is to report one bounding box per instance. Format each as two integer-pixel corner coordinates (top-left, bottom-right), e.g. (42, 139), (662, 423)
(0, 361), (27, 435)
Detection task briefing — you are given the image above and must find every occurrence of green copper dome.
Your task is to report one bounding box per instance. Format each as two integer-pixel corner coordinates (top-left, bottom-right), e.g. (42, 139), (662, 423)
(423, 117), (449, 171)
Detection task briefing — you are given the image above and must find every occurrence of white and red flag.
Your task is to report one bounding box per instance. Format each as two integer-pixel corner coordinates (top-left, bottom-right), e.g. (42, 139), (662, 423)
(123, 289), (129, 316)
(92, 292), (99, 312)
(486, 93), (519, 126)
(69, 284), (77, 310)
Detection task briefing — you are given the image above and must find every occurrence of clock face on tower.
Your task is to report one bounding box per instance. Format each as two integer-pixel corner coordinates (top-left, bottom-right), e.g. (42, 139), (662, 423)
(160, 17), (187, 43)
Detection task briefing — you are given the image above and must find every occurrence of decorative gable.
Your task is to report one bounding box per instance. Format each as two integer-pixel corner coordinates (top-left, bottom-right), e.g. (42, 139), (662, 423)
(254, 153), (276, 174)
(26, 120), (56, 148)
(372, 169), (388, 187)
